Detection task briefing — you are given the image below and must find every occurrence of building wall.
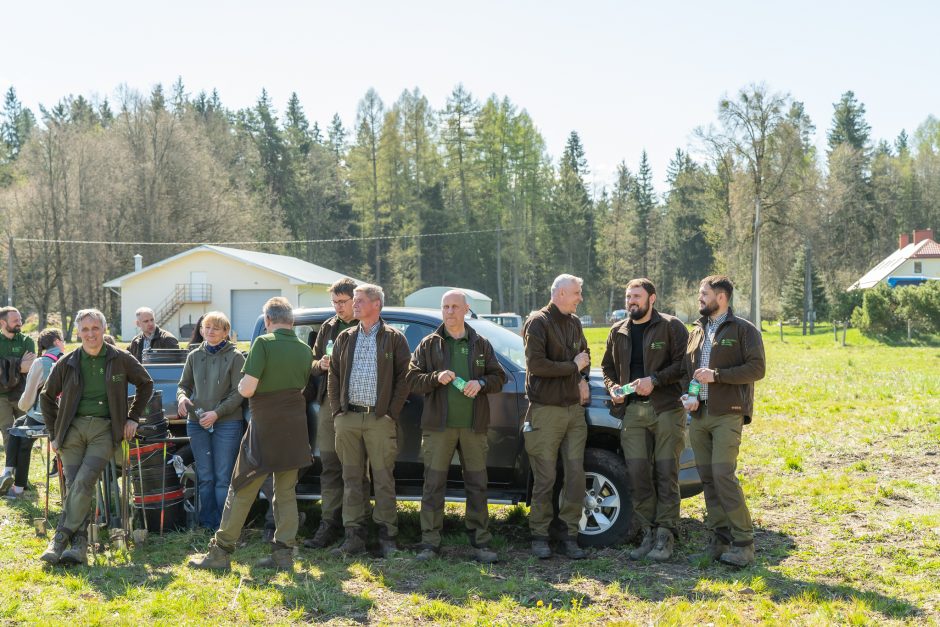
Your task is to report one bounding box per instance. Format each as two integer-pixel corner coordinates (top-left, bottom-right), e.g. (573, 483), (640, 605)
(891, 258), (940, 279)
(117, 250), (301, 340)
(298, 285), (331, 308)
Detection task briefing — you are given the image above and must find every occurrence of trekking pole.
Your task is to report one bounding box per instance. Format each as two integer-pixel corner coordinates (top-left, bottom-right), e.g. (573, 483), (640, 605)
(160, 440), (167, 536)
(135, 439), (149, 533)
(43, 438), (51, 523)
(122, 440), (131, 538)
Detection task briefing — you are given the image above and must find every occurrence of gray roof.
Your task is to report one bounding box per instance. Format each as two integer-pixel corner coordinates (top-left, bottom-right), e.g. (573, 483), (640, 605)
(104, 245), (361, 287)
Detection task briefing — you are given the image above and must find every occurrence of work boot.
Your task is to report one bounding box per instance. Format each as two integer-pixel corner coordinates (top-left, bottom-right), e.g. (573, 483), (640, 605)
(695, 532), (731, 562)
(473, 546), (498, 564)
(415, 545), (439, 561)
(378, 537), (398, 558)
(719, 543), (755, 568)
(629, 527), (655, 560)
(0, 470), (14, 495)
(256, 543), (294, 570)
(331, 528), (367, 557)
(647, 528), (675, 562)
(531, 538), (551, 559)
(560, 537), (586, 560)
(39, 530), (70, 565)
(60, 533), (89, 566)
(303, 520), (342, 549)
(188, 542), (232, 571)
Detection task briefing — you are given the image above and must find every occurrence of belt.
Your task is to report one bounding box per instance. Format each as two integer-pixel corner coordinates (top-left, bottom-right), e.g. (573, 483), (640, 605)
(628, 395), (652, 403)
(348, 403), (376, 414)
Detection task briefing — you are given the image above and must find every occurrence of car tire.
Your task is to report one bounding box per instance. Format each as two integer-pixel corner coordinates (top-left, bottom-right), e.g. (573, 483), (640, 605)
(577, 448), (633, 547)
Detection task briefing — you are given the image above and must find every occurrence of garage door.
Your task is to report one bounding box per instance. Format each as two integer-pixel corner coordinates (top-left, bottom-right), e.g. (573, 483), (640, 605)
(231, 289), (281, 341)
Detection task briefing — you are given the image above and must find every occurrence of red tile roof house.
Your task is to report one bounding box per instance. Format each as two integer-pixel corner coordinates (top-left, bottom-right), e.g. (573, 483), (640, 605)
(849, 229), (940, 290)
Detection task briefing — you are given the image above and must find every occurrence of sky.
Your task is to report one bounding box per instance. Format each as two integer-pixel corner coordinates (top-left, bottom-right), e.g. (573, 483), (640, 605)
(4, 1), (939, 193)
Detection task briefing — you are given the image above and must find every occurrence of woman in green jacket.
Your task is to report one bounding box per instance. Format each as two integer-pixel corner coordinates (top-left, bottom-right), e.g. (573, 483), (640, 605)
(177, 312), (245, 529)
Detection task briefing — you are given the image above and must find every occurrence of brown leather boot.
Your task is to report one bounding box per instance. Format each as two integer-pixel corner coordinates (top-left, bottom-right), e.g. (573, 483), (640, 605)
(303, 520), (342, 549)
(629, 527), (655, 560)
(647, 528), (676, 562)
(39, 530), (70, 565)
(60, 533), (89, 566)
(331, 528), (367, 557)
(188, 542), (232, 570)
(256, 543), (294, 570)
(719, 543), (755, 567)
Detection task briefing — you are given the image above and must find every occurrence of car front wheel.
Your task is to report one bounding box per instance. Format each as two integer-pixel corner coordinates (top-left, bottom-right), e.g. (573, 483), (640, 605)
(577, 448), (633, 547)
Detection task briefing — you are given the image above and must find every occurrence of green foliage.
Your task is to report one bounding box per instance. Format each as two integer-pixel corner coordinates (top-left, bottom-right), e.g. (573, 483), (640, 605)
(853, 283), (900, 336)
(781, 248), (829, 322)
(895, 281), (940, 333)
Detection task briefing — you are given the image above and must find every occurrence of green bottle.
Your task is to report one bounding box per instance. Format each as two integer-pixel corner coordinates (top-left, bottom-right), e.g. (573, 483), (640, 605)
(619, 383), (635, 396)
(326, 340), (334, 356)
(452, 376), (467, 391)
(688, 380), (701, 397)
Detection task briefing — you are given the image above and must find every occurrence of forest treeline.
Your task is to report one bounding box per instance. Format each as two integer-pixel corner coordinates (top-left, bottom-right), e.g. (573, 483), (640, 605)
(0, 79), (937, 338)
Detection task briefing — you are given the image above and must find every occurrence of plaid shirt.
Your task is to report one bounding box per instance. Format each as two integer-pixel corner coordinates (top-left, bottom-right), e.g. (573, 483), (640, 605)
(348, 322), (380, 406)
(698, 311), (728, 401)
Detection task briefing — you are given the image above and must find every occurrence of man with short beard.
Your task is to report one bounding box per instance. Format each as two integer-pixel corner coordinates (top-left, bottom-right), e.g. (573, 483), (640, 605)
(601, 278), (688, 560)
(126, 307), (179, 362)
(681, 275), (765, 568)
(0, 307), (36, 454)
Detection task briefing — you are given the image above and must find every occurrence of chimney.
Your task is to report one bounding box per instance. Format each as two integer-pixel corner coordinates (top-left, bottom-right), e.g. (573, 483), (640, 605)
(913, 228), (934, 244)
(899, 233), (910, 249)
(134, 253), (143, 272)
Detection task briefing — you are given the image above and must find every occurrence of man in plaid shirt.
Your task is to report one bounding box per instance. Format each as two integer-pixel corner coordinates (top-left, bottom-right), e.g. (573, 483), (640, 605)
(682, 275), (765, 568)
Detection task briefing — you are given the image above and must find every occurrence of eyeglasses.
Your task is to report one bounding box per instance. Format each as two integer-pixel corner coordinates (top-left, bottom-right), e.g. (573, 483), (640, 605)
(331, 298), (352, 306)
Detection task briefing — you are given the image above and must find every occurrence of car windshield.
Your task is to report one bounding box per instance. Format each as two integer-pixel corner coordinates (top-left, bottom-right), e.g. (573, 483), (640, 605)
(466, 317), (526, 370)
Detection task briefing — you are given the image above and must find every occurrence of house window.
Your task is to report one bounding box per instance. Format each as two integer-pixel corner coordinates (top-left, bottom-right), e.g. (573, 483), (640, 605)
(914, 262), (922, 274)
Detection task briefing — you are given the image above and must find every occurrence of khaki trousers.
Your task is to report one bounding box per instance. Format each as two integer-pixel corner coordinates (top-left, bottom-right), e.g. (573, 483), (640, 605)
(419, 428), (490, 548)
(335, 411), (398, 537)
(57, 416), (114, 536)
(214, 469), (300, 551)
(524, 403), (586, 538)
(689, 410), (754, 545)
(620, 402), (685, 532)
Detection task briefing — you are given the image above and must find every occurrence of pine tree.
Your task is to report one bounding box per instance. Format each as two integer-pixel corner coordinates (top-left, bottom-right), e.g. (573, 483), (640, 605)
(1, 87), (36, 162)
(781, 248), (829, 322)
(632, 150), (656, 277)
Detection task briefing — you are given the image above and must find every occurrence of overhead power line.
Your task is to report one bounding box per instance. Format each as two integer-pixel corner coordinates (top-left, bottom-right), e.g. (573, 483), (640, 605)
(12, 222), (552, 247)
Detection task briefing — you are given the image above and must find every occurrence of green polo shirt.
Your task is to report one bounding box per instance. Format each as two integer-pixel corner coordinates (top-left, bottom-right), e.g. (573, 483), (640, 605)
(243, 327), (313, 394)
(445, 331), (473, 429)
(77, 349), (110, 417)
(0, 332), (36, 397)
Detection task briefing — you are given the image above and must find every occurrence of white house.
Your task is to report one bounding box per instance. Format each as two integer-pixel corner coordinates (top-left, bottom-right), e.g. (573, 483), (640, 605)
(404, 286), (493, 314)
(104, 245), (360, 340)
(849, 229), (940, 290)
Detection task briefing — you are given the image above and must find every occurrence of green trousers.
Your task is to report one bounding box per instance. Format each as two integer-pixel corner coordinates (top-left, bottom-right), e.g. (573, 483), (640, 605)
(420, 428), (491, 549)
(0, 396), (24, 453)
(620, 402), (685, 532)
(57, 416), (114, 536)
(335, 411), (398, 537)
(689, 410), (754, 546)
(214, 468), (299, 551)
(524, 403), (586, 538)
(317, 404), (370, 526)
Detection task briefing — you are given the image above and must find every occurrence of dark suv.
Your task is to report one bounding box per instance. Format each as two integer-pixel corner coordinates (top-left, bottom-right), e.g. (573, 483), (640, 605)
(143, 306), (701, 547)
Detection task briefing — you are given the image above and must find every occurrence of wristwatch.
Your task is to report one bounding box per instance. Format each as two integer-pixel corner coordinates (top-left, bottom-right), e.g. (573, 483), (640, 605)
(649, 373), (660, 387)
(478, 379), (486, 389)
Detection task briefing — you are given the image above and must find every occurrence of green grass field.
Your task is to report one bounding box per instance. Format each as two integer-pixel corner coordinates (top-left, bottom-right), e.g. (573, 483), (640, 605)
(2, 324), (938, 625)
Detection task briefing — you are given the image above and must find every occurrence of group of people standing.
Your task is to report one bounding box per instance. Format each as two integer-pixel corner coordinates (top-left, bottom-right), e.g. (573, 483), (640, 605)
(2, 269), (764, 571)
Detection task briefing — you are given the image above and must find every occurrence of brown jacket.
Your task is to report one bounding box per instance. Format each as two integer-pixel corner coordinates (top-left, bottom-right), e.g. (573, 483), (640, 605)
(601, 309), (689, 415)
(523, 303), (589, 407)
(40, 344), (154, 448)
(328, 318), (411, 420)
(408, 323), (508, 433)
(310, 315), (356, 405)
(681, 309), (765, 424)
(127, 326), (180, 362)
